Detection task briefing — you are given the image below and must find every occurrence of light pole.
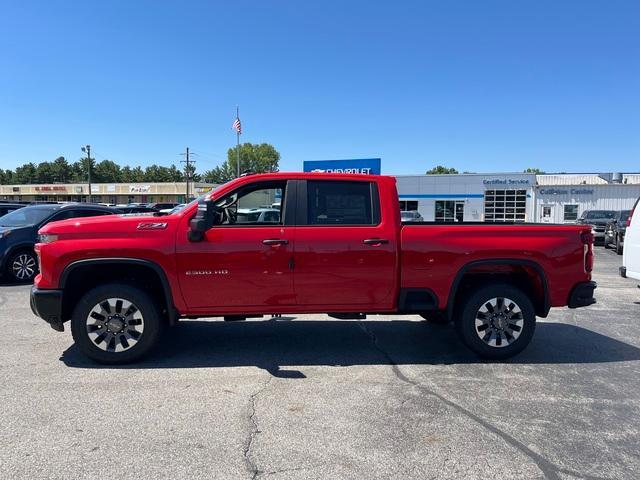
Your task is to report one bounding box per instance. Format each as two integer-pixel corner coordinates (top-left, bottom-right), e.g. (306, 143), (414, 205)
(81, 145), (92, 202)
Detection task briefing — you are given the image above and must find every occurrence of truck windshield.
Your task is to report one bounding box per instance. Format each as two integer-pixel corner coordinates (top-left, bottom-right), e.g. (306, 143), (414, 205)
(0, 207), (55, 227)
(584, 211), (616, 220)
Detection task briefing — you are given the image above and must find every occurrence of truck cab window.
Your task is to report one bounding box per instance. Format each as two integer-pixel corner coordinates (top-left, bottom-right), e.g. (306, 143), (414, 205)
(216, 183), (285, 225)
(307, 180), (375, 225)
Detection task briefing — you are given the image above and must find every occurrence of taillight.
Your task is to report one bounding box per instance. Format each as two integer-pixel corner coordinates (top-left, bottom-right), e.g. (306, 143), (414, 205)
(580, 231), (594, 245)
(581, 230), (594, 273)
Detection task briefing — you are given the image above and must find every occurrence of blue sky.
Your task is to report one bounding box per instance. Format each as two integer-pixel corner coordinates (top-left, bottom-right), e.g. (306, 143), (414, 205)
(0, 0), (638, 175)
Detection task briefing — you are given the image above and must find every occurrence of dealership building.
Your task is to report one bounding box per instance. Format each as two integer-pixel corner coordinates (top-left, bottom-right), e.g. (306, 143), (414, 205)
(396, 172), (640, 223)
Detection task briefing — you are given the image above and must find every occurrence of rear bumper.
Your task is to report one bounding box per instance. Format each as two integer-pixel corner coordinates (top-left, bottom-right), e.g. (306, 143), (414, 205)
(568, 281), (597, 308)
(30, 286), (64, 331)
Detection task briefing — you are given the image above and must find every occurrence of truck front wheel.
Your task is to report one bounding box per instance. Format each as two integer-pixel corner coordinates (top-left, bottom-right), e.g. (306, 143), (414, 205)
(70, 283), (163, 364)
(455, 284), (536, 360)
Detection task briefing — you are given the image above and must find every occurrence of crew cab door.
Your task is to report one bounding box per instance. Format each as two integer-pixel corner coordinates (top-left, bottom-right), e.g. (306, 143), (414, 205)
(176, 180), (295, 309)
(293, 179), (397, 309)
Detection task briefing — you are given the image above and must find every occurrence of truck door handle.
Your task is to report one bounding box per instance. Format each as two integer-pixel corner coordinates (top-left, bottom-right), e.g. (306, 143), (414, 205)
(363, 238), (389, 245)
(262, 239), (289, 246)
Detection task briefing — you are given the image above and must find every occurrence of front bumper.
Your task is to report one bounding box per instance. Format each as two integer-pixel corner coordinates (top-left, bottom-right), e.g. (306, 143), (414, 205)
(30, 286), (64, 331)
(568, 281), (597, 308)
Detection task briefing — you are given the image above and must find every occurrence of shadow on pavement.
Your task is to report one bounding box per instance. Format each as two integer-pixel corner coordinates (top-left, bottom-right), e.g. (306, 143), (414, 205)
(60, 319), (640, 372)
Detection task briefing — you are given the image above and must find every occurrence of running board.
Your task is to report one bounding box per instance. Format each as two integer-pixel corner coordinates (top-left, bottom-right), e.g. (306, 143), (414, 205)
(328, 313), (367, 320)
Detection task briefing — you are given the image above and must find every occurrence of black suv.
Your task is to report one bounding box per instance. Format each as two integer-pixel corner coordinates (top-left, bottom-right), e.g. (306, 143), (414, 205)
(577, 210), (617, 245)
(0, 203), (27, 217)
(604, 210), (631, 255)
(0, 203), (116, 283)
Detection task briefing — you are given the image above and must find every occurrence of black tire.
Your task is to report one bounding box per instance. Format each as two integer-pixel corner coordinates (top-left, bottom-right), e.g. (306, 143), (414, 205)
(603, 237), (611, 249)
(615, 235), (623, 255)
(419, 312), (450, 324)
(70, 283), (163, 364)
(6, 250), (38, 283)
(454, 283), (536, 360)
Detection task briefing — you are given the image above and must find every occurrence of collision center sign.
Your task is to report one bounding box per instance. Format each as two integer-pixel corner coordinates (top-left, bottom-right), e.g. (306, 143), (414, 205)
(303, 158), (381, 175)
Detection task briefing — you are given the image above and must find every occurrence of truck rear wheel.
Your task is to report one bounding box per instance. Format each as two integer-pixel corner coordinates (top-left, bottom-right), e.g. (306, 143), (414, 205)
(70, 283), (163, 364)
(454, 283), (536, 360)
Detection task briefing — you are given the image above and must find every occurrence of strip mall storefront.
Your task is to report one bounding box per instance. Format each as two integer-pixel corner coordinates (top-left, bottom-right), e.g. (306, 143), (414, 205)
(0, 182), (217, 205)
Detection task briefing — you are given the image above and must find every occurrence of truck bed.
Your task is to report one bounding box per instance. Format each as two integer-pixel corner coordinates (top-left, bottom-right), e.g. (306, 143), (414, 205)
(400, 222), (591, 310)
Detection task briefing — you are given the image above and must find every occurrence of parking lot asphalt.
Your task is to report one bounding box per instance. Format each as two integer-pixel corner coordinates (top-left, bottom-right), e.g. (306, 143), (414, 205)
(1, 249), (639, 480)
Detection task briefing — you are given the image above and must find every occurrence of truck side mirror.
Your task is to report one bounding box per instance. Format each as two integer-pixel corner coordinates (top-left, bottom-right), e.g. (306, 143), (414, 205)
(188, 200), (222, 242)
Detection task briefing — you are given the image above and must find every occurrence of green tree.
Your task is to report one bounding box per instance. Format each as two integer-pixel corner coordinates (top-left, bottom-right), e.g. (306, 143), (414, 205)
(167, 164), (184, 182)
(70, 157), (96, 183)
(524, 168), (545, 174)
(93, 160), (122, 183)
(426, 165), (459, 174)
(144, 164), (186, 182)
(51, 157), (72, 183)
(130, 166), (145, 182)
(0, 169), (14, 184)
(35, 161), (55, 183)
(14, 163), (38, 183)
(202, 143), (280, 183)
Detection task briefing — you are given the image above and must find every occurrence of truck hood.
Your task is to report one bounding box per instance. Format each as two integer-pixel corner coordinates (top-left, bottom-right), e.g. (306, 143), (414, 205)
(38, 213), (177, 237)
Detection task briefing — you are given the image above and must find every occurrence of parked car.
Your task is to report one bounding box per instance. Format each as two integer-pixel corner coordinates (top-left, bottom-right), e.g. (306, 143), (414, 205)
(117, 206), (158, 215)
(577, 210), (617, 244)
(236, 207), (281, 223)
(621, 198), (640, 282)
(31, 173), (596, 364)
(157, 204), (186, 216)
(146, 202), (179, 211)
(604, 210), (631, 255)
(0, 203), (116, 282)
(400, 210), (424, 222)
(0, 203), (27, 217)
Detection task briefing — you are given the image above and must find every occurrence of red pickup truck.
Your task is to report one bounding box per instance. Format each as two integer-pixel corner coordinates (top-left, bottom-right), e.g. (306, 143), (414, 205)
(31, 173), (596, 364)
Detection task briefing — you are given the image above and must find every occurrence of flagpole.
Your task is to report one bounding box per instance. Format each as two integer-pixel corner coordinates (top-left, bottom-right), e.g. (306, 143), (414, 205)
(236, 105), (240, 178)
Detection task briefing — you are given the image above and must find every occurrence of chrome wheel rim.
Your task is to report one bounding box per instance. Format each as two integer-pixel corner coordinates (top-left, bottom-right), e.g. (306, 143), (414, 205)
(86, 298), (144, 353)
(12, 254), (36, 280)
(475, 297), (524, 348)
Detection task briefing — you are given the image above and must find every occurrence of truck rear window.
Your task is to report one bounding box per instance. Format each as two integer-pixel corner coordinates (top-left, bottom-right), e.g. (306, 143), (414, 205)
(307, 181), (375, 225)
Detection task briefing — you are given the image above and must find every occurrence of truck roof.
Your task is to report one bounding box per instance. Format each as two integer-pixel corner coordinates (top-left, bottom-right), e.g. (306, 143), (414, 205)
(235, 172), (390, 182)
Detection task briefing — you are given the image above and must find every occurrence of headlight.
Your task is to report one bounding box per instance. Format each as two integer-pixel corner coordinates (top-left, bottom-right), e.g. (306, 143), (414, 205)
(1, 230), (11, 238)
(38, 234), (59, 244)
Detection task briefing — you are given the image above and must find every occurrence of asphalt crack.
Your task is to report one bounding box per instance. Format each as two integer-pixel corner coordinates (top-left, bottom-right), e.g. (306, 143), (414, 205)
(243, 375), (273, 480)
(357, 322), (613, 480)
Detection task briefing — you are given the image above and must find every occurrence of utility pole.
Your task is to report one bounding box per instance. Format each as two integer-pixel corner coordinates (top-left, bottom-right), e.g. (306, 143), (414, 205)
(180, 147), (196, 201)
(80, 145), (92, 202)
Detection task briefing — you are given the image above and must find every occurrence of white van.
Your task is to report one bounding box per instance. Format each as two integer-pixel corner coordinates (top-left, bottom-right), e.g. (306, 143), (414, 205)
(621, 198), (640, 281)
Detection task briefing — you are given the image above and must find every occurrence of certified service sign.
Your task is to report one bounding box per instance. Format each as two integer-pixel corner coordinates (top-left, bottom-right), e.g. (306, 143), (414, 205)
(303, 158), (381, 175)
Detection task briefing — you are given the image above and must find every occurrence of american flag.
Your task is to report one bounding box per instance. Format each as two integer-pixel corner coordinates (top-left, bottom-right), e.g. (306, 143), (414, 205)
(232, 117), (242, 134)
